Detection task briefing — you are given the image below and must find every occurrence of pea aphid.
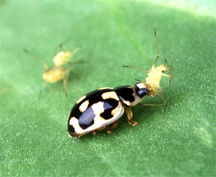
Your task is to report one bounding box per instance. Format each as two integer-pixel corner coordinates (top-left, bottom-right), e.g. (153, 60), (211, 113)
(24, 49), (77, 97)
(124, 30), (172, 117)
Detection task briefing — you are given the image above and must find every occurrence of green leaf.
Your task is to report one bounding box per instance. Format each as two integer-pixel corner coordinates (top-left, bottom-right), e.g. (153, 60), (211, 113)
(1, 1), (215, 176)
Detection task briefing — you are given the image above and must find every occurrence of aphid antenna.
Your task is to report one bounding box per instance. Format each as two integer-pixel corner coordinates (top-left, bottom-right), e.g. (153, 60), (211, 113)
(58, 37), (73, 50)
(24, 49), (48, 70)
(152, 29), (160, 69)
(123, 65), (149, 72)
(123, 30), (160, 72)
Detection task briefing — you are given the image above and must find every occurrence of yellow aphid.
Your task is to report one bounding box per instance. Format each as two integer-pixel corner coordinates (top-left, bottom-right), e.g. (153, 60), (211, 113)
(42, 67), (66, 83)
(124, 30), (172, 117)
(24, 49), (75, 97)
(53, 38), (80, 67)
(144, 61), (172, 98)
(41, 66), (71, 96)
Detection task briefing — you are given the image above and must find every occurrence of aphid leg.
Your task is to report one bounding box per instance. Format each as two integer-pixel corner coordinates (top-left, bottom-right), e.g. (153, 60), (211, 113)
(164, 60), (172, 77)
(71, 46), (80, 55)
(135, 79), (170, 118)
(152, 66), (172, 78)
(151, 29), (160, 70)
(63, 68), (70, 97)
(139, 86), (169, 118)
(139, 82), (167, 105)
(68, 60), (83, 66)
(67, 60), (83, 77)
(162, 59), (172, 118)
(152, 79), (163, 92)
(153, 63), (172, 78)
(39, 80), (44, 99)
(107, 120), (118, 133)
(70, 70), (80, 80)
(125, 106), (137, 126)
(62, 61), (79, 96)
(38, 79), (48, 100)
(23, 49), (48, 70)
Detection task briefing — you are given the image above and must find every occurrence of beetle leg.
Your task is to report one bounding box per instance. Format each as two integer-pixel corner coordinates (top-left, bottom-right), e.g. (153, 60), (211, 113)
(92, 126), (107, 135)
(92, 130), (97, 135)
(126, 106), (137, 126)
(107, 120), (118, 133)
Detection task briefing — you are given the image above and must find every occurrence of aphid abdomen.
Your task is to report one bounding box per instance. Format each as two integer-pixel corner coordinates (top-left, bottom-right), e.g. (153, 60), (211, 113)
(42, 68), (64, 83)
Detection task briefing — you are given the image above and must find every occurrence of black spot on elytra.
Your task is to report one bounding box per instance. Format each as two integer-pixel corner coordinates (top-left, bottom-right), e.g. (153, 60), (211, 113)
(114, 86), (135, 103)
(78, 106), (95, 129)
(68, 88), (119, 131)
(68, 124), (75, 133)
(100, 99), (119, 119)
(68, 88), (114, 121)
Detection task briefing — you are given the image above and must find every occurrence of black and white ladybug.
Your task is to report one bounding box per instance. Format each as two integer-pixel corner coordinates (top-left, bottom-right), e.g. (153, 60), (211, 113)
(68, 82), (149, 137)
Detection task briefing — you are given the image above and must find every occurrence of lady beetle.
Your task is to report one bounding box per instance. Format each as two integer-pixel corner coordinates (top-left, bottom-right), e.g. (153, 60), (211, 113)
(68, 82), (148, 137)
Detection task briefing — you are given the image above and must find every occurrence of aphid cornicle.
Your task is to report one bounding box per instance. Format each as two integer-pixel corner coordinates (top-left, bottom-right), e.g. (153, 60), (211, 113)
(68, 83), (148, 137)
